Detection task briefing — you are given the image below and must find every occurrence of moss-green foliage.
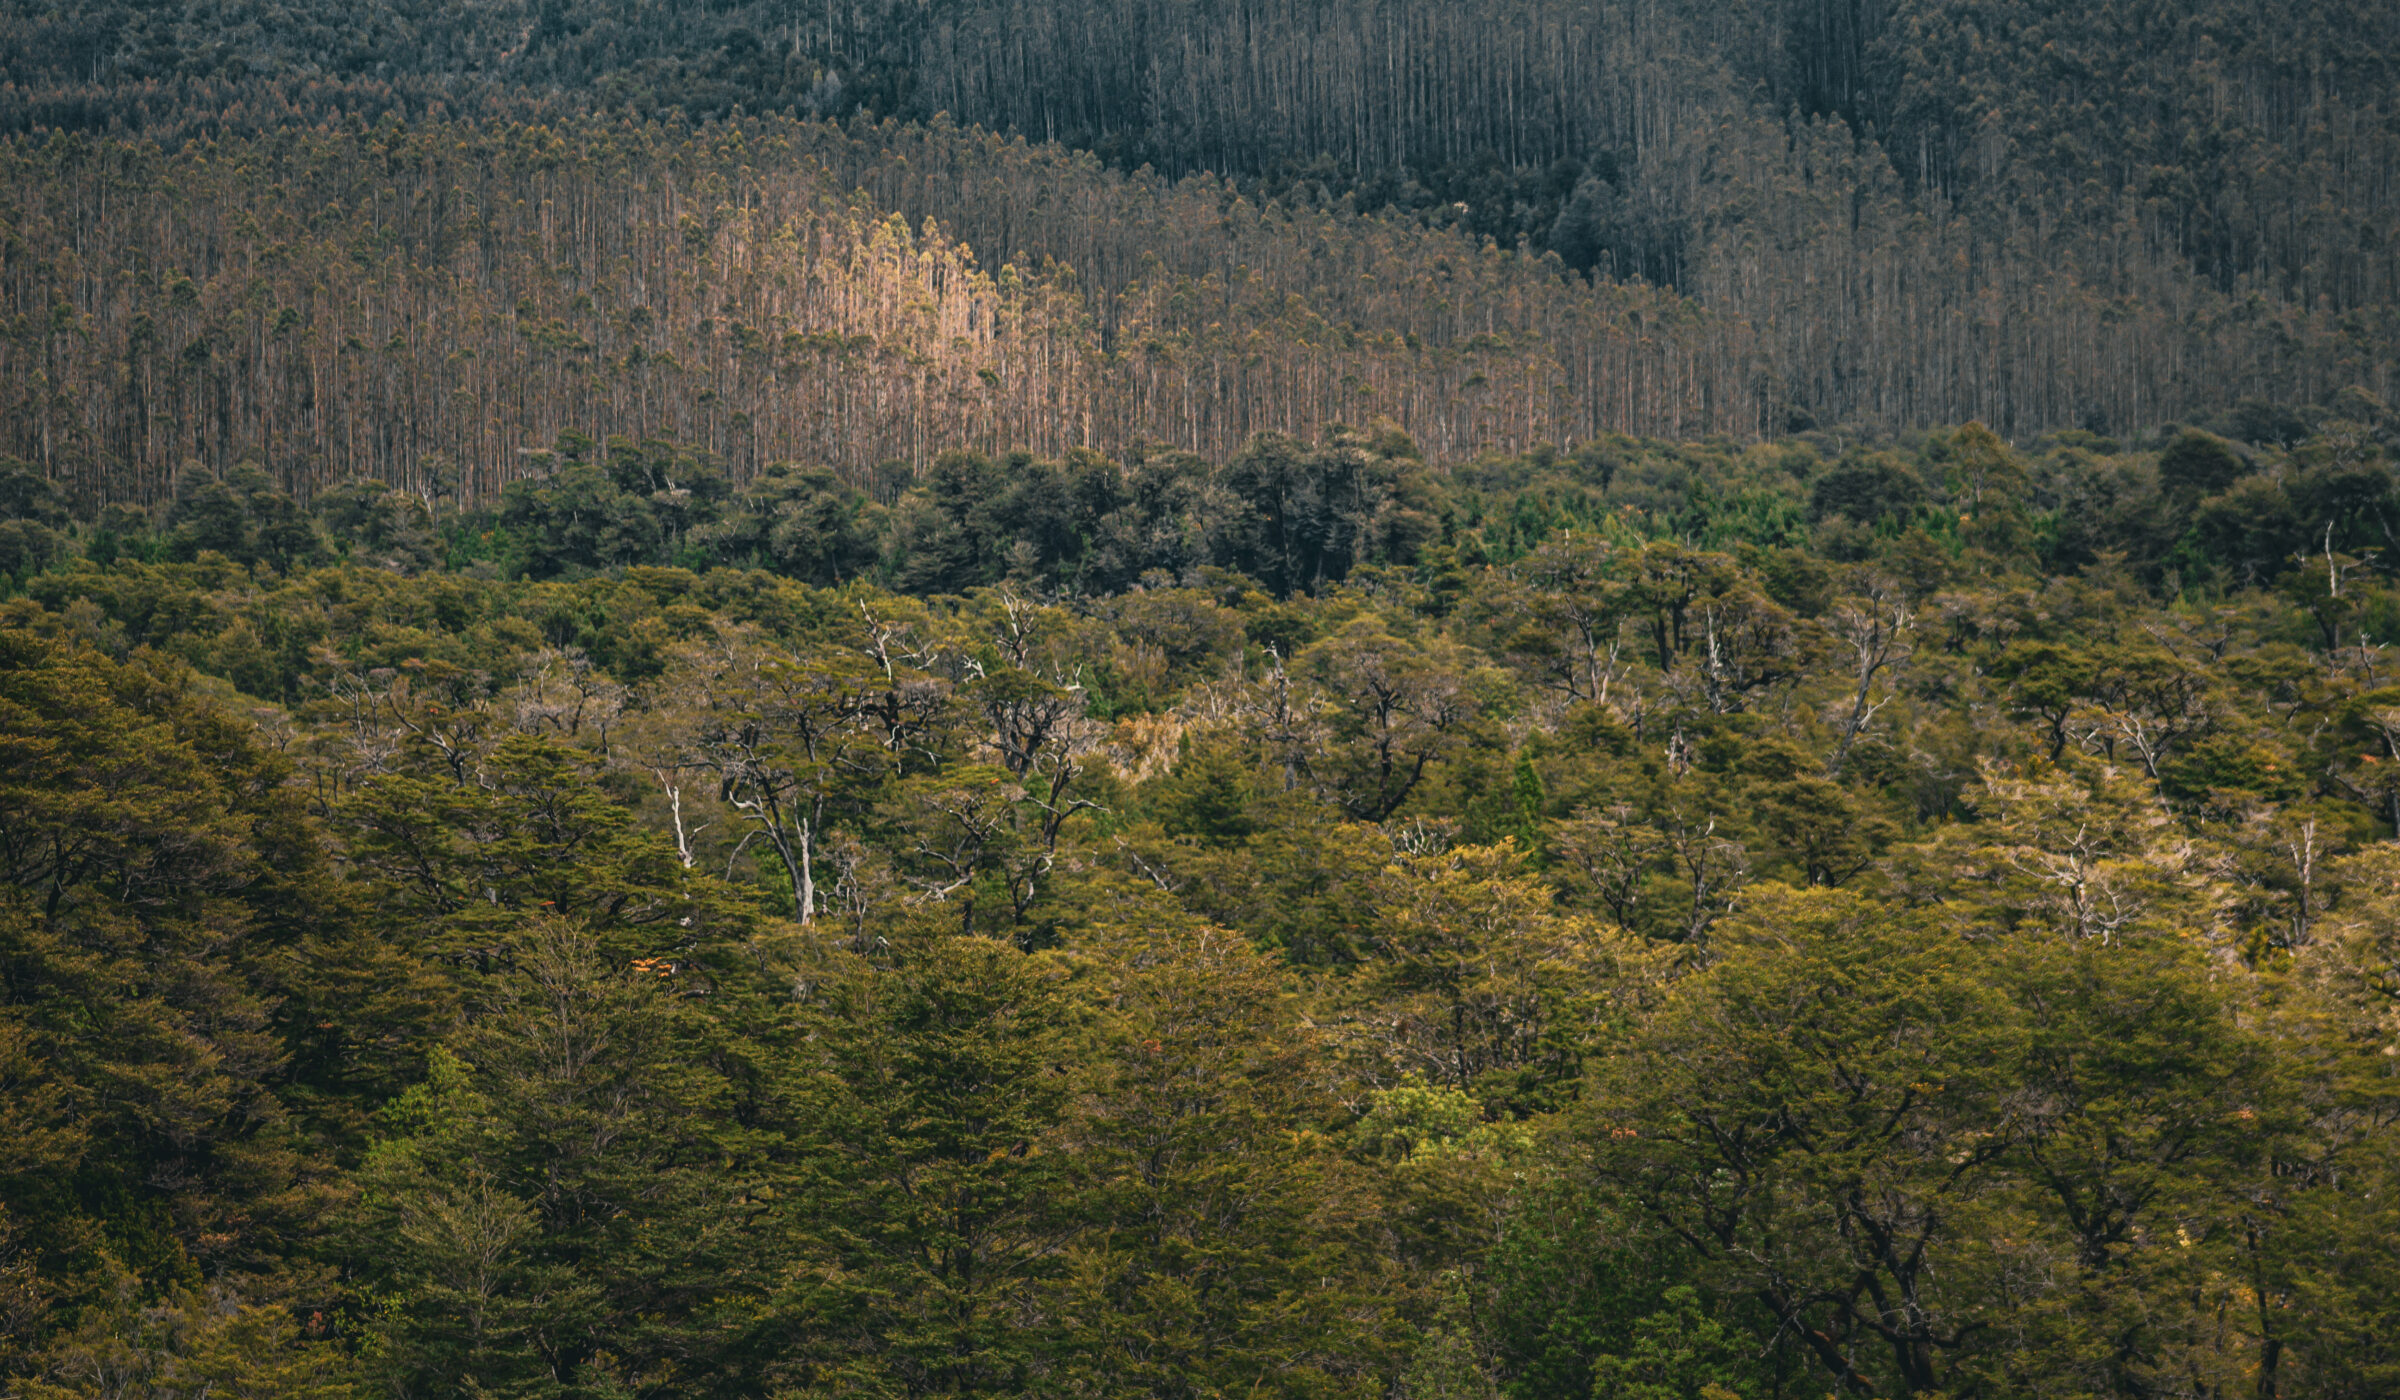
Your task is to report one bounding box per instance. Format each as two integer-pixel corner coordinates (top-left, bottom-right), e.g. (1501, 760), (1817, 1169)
(9, 413), (2400, 1396)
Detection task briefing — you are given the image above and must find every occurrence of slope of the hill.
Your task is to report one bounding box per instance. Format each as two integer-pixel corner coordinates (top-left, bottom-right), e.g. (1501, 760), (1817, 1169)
(11, 0), (2395, 304)
(0, 117), (1751, 508)
(0, 0), (2391, 465)
(2, 112), (2386, 513)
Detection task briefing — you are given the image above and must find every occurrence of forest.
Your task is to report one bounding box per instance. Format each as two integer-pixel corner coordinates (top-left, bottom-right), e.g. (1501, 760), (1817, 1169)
(4, 0), (2400, 1396)
(1, 0), (2397, 507)
(5, 411), (2400, 1396)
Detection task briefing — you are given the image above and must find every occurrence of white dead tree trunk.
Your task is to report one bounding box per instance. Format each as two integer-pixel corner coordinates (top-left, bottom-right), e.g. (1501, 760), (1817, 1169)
(1826, 579), (1914, 778)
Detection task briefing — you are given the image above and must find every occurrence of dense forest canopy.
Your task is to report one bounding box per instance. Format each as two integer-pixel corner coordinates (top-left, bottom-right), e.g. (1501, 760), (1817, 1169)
(5, 0), (2400, 1397)
(1, 413), (2400, 1396)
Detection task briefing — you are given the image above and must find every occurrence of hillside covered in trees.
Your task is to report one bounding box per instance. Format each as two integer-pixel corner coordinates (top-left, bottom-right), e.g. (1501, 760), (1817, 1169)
(5, 0), (2400, 1397)
(1, 0), (2396, 506)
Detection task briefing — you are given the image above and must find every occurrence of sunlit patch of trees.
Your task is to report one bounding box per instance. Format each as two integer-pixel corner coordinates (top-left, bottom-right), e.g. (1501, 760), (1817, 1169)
(3, 0), (2393, 473)
(5, 112), (2390, 514)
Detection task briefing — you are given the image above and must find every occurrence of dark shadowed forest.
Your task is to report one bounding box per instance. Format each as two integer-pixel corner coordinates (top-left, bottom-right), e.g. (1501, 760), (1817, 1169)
(2, 2), (2400, 1398)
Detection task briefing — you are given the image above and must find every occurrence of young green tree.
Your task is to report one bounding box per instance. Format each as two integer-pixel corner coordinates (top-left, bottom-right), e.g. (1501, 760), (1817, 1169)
(769, 932), (1084, 1396)
(0, 635), (354, 1331)
(348, 916), (768, 1398)
(1576, 885), (2015, 1395)
(1063, 925), (1401, 1398)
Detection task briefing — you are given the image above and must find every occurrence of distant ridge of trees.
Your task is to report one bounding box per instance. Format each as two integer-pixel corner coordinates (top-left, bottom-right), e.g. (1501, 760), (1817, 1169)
(11, 0), (2396, 316)
(0, 117), (1751, 508)
(3, 114), (2388, 511)
(1, 0), (2396, 511)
